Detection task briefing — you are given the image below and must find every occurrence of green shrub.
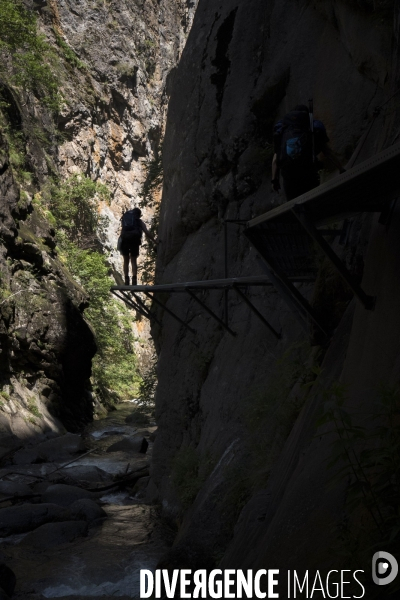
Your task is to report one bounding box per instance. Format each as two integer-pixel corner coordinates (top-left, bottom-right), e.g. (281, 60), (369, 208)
(48, 175), (110, 249)
(137, 353), (157, 411)
(0, 0), (61, 110)
(54, 33), (85, 70)
(46, 175), (141, 404)
(27, 396), (41, 418)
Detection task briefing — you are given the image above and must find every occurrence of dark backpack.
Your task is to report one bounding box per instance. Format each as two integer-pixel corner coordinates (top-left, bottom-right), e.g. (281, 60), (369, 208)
(276, 110), (314, 171)
(121, 210), (142, 242)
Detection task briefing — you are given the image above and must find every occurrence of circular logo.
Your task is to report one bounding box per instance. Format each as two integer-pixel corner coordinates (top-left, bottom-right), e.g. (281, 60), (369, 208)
(372, 552), (398, 586)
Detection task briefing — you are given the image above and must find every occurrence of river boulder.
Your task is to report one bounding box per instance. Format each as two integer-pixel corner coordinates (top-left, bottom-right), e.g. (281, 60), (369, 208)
(22, 520), (88, 549)
(40, 484), (95, 507)
(0, 503), (69, 536)
(106, 436), (148, 454)
(69, 499), (107, 524)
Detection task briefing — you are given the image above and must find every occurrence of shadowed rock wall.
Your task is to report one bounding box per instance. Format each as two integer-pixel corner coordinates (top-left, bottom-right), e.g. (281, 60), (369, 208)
(0, 0), (198, 439)
(151, 0), (400, 581)
(0, 128), (96, 439)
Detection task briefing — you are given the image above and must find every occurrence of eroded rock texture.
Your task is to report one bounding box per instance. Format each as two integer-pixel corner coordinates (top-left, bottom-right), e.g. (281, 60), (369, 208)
(41, 0), (199, 367)
(0, 126), (96, 437)
(151, 0), (400, 581)
(0, 0), (197, 438)
(40, 0), (198, 264)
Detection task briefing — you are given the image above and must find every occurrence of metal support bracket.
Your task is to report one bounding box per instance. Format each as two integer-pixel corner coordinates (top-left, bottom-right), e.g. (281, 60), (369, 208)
(131, 292), (163, 326)
(256, 256), (330, 339)
(292, 204), (375, 310)
(112, 290), (152, 322)
(144, 291), (196, 334)
(186, 289), (237, 336)
(233, 286), (281, 339)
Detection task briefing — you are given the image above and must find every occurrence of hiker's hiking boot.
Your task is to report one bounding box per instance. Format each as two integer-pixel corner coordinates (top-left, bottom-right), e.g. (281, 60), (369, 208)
(124, 276), (129, 286)
(132, 276), (137, 286)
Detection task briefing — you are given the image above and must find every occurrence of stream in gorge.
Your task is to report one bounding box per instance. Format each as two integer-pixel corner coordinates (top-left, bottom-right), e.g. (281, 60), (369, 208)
(0, 404), (169, 599)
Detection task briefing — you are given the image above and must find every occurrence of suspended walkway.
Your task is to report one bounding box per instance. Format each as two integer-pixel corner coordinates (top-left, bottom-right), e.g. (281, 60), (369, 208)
(111, 141), (400, 340)
(111, 276), (287, 339)
(244, 140), (400, 337)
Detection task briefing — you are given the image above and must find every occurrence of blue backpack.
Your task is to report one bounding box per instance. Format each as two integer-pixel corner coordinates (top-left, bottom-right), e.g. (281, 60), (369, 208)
(275, 110), (314, 170)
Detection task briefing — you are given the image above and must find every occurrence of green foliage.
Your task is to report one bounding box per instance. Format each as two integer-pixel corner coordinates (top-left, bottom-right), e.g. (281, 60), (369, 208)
(115, 62), (137, 78)
(54, 33), (85, 70)
(318, 382), (400, 569)
(61, 242), (140, 402)
(48, 175), (110, 249)
(0, 0), (61, 110)
(137, 352), (157, 411)
(0, 391), (9, 400)
(45, 175), (140, 404)
(27, 396), (41, 418)
(137, 38), (157, 76)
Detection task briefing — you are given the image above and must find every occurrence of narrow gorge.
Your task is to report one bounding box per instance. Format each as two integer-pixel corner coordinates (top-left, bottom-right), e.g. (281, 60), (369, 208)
(1, 0), (400, 599)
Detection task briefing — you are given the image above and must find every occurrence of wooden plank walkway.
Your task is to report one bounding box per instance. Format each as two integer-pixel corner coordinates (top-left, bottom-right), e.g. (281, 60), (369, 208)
(246, 140), (400, 229)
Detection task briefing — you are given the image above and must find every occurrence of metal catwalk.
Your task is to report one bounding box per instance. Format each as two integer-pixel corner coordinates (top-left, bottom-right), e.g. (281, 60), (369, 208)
(112, 142), (400, 340)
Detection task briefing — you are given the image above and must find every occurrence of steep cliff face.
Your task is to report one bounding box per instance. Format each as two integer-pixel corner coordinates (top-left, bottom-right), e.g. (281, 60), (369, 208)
(47, 0), (198, 368)
(0, 0), (197, 437)
(152, 0), (400, 578)
(43, 0), (197, 260)
(0, 127), (96, 439)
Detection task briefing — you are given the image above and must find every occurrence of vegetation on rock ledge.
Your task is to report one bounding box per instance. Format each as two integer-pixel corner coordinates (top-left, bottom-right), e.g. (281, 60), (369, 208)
(34, 175), (141, 406)
(0, 0), (61, 111)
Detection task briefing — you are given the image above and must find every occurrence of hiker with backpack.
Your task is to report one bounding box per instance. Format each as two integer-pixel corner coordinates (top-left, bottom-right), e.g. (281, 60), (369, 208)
(119, 207), (158, 285)
(271, 104), (344, 201)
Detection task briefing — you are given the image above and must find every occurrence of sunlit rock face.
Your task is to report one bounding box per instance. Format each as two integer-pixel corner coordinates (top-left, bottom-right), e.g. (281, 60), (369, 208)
(41, 0), (199, 370)
(151, 0), (400, 573)
(44, 0), (198, 268)
(0, 1), (198, 435)
(0, 129), (96, 436)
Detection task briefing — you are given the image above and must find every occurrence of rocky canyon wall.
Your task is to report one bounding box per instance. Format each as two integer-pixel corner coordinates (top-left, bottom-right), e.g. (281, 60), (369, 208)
(0, 0), (197, 441)
(151, 0), (400, 585)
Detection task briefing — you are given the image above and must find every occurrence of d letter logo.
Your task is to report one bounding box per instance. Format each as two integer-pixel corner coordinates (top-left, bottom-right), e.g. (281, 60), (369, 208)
(372, 551), (398, 586)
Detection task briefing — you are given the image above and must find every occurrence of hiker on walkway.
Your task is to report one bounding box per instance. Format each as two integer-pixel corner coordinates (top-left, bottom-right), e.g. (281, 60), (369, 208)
(271, 104), (344, 201)
(119, 207), (158, 286)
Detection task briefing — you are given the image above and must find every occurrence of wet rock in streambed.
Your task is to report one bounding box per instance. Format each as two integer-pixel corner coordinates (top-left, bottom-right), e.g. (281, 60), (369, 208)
(106, 436), (148, 454)
(13, 434), (86, 465)
(90, 427), (128, 438)
(60, 464), (111, 485)
(0, 504), (69, 536)
(0, 563), (16, 598)
(40, 484), (95, 507)
(0, 481), (32, 499)
(0, 464), (58, 484)
(21, 520), (88, 550)
(69, 499), (107, 524)
(131, 476), (150, 499)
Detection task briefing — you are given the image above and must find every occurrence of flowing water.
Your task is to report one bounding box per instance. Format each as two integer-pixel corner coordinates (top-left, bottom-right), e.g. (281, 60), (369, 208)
(0, 405), (169, 599)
